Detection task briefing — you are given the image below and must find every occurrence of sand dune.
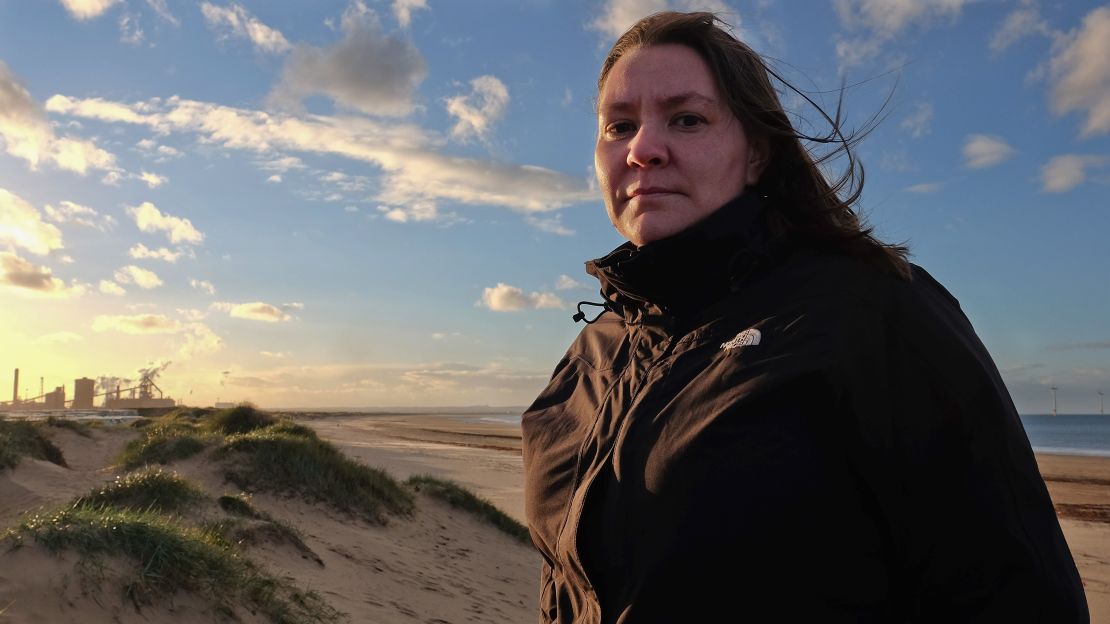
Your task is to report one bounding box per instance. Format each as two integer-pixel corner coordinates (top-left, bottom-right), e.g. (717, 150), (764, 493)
(0, 420), (539, 623)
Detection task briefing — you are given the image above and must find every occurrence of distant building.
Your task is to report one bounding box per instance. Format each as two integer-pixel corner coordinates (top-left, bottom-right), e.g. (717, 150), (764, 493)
(43, 385), (65, 409)
(73, 378), (95, 409)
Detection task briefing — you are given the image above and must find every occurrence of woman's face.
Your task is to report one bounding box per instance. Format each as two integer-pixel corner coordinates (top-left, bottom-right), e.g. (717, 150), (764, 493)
(595, 44), (765, 247)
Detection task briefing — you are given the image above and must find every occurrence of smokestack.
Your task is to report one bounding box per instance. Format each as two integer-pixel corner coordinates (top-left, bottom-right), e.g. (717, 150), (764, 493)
(13, 368), (18, 403)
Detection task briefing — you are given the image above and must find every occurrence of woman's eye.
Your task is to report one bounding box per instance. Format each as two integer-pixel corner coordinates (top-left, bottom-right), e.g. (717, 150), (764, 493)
(674, 114), (704, 128)
(606, 121), (635, 137)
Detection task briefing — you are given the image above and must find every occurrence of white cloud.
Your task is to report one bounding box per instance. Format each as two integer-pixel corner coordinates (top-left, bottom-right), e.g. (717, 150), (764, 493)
(139, 171), (168, 188)
(178, 323), (223, 358)
(200, 2), (292, 54)
(92, 313), (181, 334)
(119, 12), (144, 45)
(135, 139), (182, 160)
(0, 188), (65, 256)
(446, 75), (510, 143)
(260, 350), (289, 358)
(258, 155), (304, 172)
(114, 264), (163, 289)
(0, 61), (118, 175)
(45, 94), (595, 218)
(834, 0), (969, 68)
(900, 101), (933, 138)
(99, 279), (126, 295)
(990, 4), (1053, 52)
(1040, 154), (1108, 192)
(478, 283), (565, 312)
(962, 134), (1016, 169)
(59, 0), (120, 20)
(89, 313), (222, 358)
(0, 251), (84, 298)
(392, 0), (428, 28)
(378, 201), (439, 223)
(266, 174), (282, 183)
(144, 0), (178, 25)
(129, 243), (187, 263)
(591, 0), (668, 39)
(270, 3), (426, 116)
(126, 201), (204, 244)
(36, 331), (84, 344)
(222, 360), (549, 401)
(189, 277), (215, 295)
(905, 182), (942, 193)
(213, 300), (294, 322)
(1048, 7), (1110, 136)
(177, 308), (207, 321)
(555, 274), (588, 290)
(524, 214), (574, 236)
(44, 200), (116, 231)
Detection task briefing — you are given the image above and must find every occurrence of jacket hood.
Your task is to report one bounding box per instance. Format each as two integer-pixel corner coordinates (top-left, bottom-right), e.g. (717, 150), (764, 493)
(584, 192), (782, 324)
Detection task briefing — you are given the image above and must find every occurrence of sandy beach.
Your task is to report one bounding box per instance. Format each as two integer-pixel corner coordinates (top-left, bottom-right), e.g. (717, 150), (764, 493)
(2, 411), (1108, 622)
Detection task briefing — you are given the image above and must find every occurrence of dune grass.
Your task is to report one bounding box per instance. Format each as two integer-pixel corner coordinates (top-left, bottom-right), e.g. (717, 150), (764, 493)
(406, 475), (531, 544)
(207, 404), (276, 435)
(74, 467), (206, 513)
(0, 419), (67, 470)
(6, 505), (339, 623)
(217, 425), (414, 524)
(215, 494), (322, 566)
(118, 420), (214, 469)
(44, 415), (93, 437)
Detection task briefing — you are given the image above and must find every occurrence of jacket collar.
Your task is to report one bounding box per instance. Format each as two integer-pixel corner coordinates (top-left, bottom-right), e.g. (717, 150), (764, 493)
(584, 193), (780, 325)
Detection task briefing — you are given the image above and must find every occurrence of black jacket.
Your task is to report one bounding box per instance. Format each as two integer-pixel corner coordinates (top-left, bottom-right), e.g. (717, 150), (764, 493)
(521, 195), (1088, 623)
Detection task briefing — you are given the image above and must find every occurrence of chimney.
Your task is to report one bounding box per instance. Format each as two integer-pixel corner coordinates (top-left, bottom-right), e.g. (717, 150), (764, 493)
(13, 368), (18, 403)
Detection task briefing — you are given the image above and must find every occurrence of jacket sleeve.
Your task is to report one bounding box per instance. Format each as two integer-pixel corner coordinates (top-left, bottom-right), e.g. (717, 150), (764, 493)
(841, 268), (1089, 622)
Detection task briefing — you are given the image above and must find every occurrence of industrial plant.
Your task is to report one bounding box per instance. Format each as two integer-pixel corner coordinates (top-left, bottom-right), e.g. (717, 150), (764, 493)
(0, 367), (176, 412)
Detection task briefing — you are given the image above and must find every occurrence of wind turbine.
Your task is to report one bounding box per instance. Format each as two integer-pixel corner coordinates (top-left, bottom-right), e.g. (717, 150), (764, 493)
(1051, 386), (1058, 417)
(1099, 391), (1105, 415)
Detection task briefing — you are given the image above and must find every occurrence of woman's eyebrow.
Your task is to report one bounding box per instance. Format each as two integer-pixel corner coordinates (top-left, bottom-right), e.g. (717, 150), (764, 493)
(601, 91), (718, 114)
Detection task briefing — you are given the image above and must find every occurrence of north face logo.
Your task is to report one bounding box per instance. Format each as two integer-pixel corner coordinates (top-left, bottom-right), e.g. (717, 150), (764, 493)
(721, 328), (761, 351)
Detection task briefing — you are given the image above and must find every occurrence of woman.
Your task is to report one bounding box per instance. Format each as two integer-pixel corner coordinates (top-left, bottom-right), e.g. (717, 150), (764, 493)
(521, 11), (1088, 624)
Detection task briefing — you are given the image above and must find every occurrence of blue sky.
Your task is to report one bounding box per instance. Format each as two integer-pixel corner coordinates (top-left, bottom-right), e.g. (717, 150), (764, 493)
(0, 0), (1107, 412)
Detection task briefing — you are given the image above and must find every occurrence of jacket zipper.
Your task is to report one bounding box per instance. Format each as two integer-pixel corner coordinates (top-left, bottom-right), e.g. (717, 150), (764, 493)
(566, 324), (681, 608)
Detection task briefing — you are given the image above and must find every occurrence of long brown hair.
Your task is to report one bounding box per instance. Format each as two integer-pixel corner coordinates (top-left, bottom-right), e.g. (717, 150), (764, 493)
(599, 11), (912, 279)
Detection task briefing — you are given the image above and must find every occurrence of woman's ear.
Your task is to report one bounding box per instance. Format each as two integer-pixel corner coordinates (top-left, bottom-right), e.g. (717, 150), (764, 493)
(745, 137), (769, 186)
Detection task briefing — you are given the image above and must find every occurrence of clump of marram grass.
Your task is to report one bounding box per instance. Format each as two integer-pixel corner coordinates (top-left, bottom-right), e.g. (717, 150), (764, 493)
(207, 404), (275, 436)
(215, 494), (323, 566)
(406, 475), (531, 544)
(218, 493), (265, 519)
(118, 420), (216, 469)
(0, 419), (67, 470)
(260, 420), (318, 440)
(216, 424), (413, 523)
(74, 467), (206, 513)
(164, 406), (215, 422)
(5, 505), (340, 623)
(45, 415), (93, 437)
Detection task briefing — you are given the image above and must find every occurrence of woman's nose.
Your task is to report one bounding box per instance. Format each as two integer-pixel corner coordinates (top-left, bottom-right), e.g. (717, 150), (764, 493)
(626, 124), (668, 168)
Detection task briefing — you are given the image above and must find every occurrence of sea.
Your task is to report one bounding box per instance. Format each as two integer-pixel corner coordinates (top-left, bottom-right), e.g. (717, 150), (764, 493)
(465, 412), (1110, 458)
